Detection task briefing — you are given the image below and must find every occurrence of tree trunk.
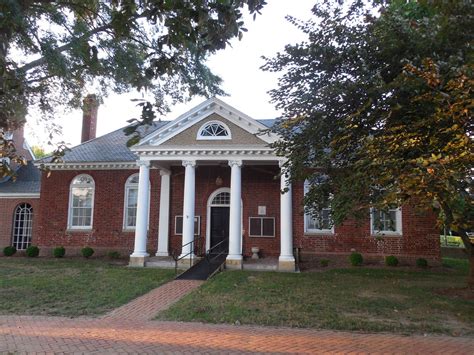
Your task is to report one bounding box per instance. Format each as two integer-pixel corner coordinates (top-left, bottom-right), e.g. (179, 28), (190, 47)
(458, 229), (474, 289)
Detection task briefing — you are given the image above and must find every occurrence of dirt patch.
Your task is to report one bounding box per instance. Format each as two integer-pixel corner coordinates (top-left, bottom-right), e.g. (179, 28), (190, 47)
(434, 287), (474, 301)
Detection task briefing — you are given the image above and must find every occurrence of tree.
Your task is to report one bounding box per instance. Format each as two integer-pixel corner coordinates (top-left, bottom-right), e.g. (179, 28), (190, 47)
(0, 0), (267, 176)
(263, 1), (474, 285)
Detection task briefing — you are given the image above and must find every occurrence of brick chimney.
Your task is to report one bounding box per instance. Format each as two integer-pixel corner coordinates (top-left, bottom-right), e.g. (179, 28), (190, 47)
(81, 94), (99, 143)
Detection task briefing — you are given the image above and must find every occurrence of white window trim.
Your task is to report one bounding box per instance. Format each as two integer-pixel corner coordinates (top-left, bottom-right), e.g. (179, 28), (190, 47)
(370, 207), (403, 236)
(122, 174), (151, 231)
(67, 174), (95, 230)
(249, 216), (275, 238)
(175, 215), (201, 236)
(303, 181), (334, 235)
(196, 120), (232, 140)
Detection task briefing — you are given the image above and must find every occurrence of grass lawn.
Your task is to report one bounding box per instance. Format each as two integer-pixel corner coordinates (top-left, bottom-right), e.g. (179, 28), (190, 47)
(0, 257), (174, 317)
(158, 258), (474, 336)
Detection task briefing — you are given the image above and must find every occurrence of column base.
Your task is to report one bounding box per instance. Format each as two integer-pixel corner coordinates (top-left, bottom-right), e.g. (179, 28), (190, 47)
(129, 255), (149, 267)
(226, 255), (243, 270)
(278, 256), (296, 272)
(155, 251), (169, 257)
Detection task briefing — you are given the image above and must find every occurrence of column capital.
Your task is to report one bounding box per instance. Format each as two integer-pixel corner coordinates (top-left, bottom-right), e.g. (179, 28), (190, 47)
(228, 159), (243, 168)
(159, 169), (171, 176)
(278, 159), (288, 168)
(182, 160), (196, 168)
(137, 160), (151, 167)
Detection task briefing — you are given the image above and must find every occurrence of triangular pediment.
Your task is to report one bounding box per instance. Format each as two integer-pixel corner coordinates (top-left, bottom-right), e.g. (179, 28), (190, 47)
(136, 98), (278, 148)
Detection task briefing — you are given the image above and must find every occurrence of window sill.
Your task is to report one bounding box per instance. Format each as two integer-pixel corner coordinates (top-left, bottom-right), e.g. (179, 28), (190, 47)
(372, 232), (402, 237)
(122, 228), (136, 233)
(249, 235), (275, 238)
(304, 231), (334, 236)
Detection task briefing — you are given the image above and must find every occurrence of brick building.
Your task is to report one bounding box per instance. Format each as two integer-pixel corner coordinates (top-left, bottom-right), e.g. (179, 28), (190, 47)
(1, 97), (440, 269)
(0, 128), (40, 253)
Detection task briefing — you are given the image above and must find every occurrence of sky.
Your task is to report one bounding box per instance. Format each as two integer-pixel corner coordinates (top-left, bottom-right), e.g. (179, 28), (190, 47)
(25, 1), (316, 149)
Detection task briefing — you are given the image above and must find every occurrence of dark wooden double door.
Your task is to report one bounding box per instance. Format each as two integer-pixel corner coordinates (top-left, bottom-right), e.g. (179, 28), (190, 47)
(210, 207), (229, 254)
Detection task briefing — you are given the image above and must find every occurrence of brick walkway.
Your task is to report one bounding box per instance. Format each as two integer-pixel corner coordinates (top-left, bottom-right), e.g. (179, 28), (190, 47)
(1, 316), (473, 354)
(103, 280), (203, 321)
(1, 280), (473, 354)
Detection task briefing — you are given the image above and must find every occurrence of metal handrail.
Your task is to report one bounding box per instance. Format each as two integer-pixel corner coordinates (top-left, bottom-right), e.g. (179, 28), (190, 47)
(203, 237), (229, 277)
(171, 235), (203, 274)
(205, 239), (227, 261)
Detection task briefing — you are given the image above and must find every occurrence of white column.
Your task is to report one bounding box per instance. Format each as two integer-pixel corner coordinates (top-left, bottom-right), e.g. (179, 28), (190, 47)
(180, 160), (196, 259)
(226, 160), (242, 267)
(279, 162), (295, 270)
(131, 160), (150, 258)
(156, 169), (171, 256)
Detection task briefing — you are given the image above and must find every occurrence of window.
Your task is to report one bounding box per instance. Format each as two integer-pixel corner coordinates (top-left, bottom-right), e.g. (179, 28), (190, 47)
(175, 216), (201, 235)
(197, 120), (231, 140)
(249, 217), (275, 237)
(68, 174), (95, 229)
(212, 191), (230, 205)
(304, 180), (334, 234)
(371, 208), (402, 235)
(124, 174), (139, 229)
(12, 203), (33, 250)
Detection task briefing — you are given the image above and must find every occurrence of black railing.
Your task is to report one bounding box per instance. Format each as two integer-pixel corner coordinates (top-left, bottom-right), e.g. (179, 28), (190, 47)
(171, 235), (203, 274)
(204, 238), (228, 276)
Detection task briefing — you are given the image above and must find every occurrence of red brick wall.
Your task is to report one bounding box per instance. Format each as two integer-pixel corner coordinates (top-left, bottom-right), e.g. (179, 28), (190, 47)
(0, 198), (40, 254)
(36, 169), (161, 256)
(168, 165), (282, 258)
(33, 165), (440, 262)
(292, 183), (441, 262)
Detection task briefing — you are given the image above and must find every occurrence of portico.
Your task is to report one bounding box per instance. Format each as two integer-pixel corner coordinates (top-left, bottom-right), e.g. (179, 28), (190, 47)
(129, 156), (295, 271)
(128, 98), (295, 271)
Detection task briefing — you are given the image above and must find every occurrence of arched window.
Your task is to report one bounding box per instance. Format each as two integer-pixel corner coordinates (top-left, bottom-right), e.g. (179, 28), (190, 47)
(12, 203), (33, 250)
(211, 191), (231, 205)
(124, 174), (139, 229)
(68, 174), (95, 229)
(197, 120), (231, 140)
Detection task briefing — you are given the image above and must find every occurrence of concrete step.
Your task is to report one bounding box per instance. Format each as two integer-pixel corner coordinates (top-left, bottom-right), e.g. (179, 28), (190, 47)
(145, 256), (175, 269)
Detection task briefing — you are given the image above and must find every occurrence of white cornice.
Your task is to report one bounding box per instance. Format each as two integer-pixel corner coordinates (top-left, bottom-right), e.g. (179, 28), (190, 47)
(34, 162), (139, 170)
(0, 193), (40, 198)
(137, 97), (279, 147)
(136, 147), (279, 161)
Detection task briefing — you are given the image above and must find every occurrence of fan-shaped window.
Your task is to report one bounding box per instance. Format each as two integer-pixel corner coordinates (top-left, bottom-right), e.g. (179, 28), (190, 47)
(12, 203), (33, 250)
(211, 192), (231, 205)
(68, 174), (95, 229)
(197, 121), (231, 140)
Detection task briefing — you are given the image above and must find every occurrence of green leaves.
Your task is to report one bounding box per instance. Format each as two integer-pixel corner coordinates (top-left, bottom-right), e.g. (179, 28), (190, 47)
(264, 1), (473, 248)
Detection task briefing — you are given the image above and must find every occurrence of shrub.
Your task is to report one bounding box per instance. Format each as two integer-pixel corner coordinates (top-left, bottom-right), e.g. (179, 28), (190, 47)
(320, 259), (329, 267)
(3, 246), (16, 256)
(385, 255), (399, 267)
(349, 252), (363, 266)
(53, 246), (66, 258)
(416, 258), (428, 268)
(26, 246), (40, 257)
(81, 247), (94, 258)
(107, 251), (121, 259)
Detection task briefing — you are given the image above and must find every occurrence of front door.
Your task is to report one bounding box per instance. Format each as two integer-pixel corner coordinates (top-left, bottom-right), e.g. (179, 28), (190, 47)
(210, 207), (230, 254)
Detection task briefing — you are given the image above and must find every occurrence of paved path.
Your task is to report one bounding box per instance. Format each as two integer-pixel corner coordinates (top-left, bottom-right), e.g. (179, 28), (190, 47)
(103, 280), (203, 321)
(1, 316), (473, 354)
(1, 280), (473, 354)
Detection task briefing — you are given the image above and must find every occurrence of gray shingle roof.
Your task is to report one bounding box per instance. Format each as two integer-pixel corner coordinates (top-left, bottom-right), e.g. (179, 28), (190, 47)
(38, 121), (169, 164)
(0, 162), (41, 194)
